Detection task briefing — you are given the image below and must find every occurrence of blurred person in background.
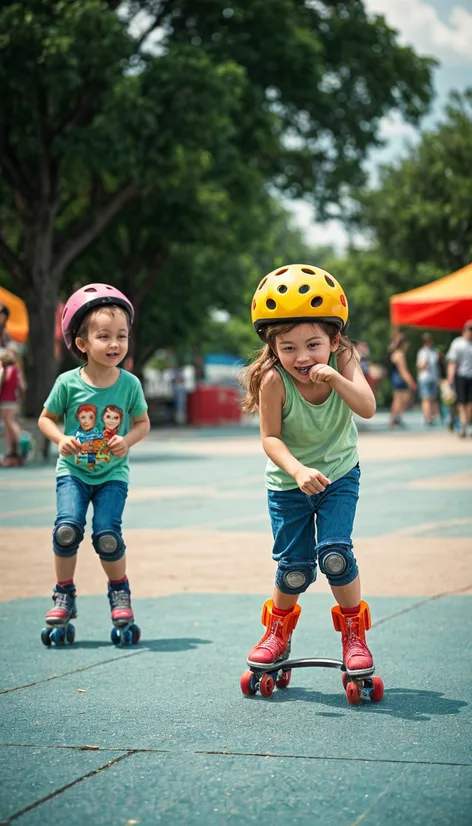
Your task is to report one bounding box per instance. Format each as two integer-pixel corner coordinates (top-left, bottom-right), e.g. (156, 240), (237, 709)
(0, 304), (16, 358)
(388, 334), (417, 427)
(171, 365), (188, 426)
(446, 320), (472, 438)
(0, 348), (26, 466)
(416, 333), (440, 426)
(357, 342), (371, 386)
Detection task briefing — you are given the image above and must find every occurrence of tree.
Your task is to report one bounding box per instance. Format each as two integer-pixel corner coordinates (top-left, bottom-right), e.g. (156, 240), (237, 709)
(353, 89), (472, 275)
(330, 90), (472, 359)
(0, 0), (434, 412)
(0, 0), (244, 411)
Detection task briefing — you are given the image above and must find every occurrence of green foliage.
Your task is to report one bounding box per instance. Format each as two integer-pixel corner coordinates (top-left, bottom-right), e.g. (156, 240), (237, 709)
(354, 90), (472, 273)
(0, 0), (435, 411)
(323, 90), (472, 371)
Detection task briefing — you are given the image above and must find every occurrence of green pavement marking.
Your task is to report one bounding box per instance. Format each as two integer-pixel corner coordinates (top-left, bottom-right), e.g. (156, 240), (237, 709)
(0, 748), (129, 824)
(1, 447), (470, 536)
(1, 595), (470, 761)
(3, 750), (471, 826)
(1, 593), (470, 825)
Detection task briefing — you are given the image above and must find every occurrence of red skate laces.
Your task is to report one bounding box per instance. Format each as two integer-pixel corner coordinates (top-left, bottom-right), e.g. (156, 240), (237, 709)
(343, 618), (373, 671)
(258, 618), (288, 658)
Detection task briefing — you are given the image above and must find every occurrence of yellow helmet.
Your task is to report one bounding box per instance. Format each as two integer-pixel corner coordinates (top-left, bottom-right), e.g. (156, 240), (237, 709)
(251, 264), (348, 338)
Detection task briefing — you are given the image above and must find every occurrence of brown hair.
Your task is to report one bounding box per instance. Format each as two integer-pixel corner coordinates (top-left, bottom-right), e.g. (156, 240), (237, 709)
(102, 404), (124, 427)
(240, 321), (354, 413)
(1, 348), (17, 367)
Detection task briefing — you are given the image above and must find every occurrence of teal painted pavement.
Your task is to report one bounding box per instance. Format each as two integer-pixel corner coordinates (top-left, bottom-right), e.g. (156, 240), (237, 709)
(0, 594), (471, 825)
(1, 413), (471, 824)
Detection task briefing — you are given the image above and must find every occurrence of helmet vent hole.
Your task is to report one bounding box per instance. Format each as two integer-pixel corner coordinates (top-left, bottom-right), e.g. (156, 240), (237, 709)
(84, 287), (97, 293)
(275, 268), (288, 276)
(299, 284), (310, 294)
(258, 278), (268, 291)
(340, 294), (346, 306)
(266, 299), (277, 310)
(277, 285), (288, 294)
(325, 275), (335, 287)
(252, 300), (256, 310)
(301, 268), (315, 274)
(311, 296), (323, 308)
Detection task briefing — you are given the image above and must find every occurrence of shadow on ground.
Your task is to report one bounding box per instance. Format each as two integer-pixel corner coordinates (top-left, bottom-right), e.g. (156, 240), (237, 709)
(262, 685), (468, 721)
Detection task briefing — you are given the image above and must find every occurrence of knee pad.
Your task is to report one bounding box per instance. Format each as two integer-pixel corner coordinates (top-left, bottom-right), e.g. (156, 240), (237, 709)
(92, 530), (125, 562)
(275, 559), (317, 595)
(53, 521), (83, 557)
(318, 542), (358, 586)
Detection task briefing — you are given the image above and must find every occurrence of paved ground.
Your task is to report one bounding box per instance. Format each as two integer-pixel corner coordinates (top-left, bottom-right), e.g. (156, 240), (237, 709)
(0, 410), (471, 825)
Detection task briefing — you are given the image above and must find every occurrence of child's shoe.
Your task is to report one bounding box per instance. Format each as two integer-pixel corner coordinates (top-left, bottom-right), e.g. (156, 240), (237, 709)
(247, 599), (301, 666)
(45, 584), (77, 626)
(108, 579), (134, 627)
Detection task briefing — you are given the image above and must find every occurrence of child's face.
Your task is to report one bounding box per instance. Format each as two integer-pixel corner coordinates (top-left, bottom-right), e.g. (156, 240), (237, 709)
(76, 309), (129, 368)
(275, 323), (338, 383)
(78, 410), (96, 431)
(103, 409), (121, 429)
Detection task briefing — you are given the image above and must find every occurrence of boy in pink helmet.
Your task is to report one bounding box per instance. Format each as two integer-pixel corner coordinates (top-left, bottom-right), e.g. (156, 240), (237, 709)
(38, 284), (150, 646)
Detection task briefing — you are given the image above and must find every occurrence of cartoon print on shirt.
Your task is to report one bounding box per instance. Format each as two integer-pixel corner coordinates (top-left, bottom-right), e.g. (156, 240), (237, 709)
(102, 405), (124, 441)
(73, 403), (124, 470)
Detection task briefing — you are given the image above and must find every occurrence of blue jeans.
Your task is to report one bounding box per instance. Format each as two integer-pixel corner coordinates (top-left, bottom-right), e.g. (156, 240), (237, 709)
(268, 465), (360, 593)
(418, 378), (438, 400)
(53, 475), (128, 561)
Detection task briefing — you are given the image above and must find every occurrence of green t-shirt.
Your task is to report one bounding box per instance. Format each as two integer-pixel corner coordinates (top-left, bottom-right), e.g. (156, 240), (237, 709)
(265, 356), (359, 491)
(44, 367), (148, 484)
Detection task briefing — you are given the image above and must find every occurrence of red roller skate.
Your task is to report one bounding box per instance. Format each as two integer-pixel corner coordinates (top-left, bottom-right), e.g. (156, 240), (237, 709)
(241, 600), (301, 697)
(332, 601), (384, 705)
(41, 585), (77, 646)
(108, 580), (140, 646)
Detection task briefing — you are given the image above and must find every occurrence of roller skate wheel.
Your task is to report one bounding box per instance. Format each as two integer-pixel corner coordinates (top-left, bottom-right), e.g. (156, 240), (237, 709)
(370, 676), (384, 703)
(66, 624), (75, 644)
(276, 670), (291, 689)
(41, 628), (52, 647)
(346, 681), (361, 705)
(51, 627), (66, 646)
(130, 624), (141, 645)
(111, 627), (121, 646)
(240, 670), (257, 696)
(121, 628), (133, 646)
(259, 673), (275, 698)
(341, 672), (349, 690)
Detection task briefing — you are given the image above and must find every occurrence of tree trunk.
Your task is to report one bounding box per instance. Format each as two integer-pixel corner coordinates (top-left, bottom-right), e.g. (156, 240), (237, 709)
(23, 278), (59, 416)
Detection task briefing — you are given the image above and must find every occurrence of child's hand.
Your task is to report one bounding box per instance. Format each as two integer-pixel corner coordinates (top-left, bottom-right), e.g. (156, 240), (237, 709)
(295, 466), (331, 494)
(107, 434), (129, 457)
(309, 364), (337, 384)
(58, 436), (81, 456)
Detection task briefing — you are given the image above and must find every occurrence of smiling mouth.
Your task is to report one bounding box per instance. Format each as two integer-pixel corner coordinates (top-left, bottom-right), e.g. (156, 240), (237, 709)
(296, 366), (312, 375)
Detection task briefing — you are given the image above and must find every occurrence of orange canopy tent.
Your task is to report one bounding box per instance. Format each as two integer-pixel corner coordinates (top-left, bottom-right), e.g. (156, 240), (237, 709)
(0, 285), (29, 343)
(390, 263), (472, 330)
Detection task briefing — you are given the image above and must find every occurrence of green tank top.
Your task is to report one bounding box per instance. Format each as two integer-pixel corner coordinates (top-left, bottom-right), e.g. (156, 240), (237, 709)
(265, 355), (359, 491)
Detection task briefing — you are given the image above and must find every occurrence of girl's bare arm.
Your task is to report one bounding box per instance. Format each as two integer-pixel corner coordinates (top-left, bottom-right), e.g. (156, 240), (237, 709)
(329, 349), (377, 418)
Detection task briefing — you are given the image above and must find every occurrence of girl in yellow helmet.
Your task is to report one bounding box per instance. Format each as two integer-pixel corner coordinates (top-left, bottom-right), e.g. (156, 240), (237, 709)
(241, 264), (380, 702)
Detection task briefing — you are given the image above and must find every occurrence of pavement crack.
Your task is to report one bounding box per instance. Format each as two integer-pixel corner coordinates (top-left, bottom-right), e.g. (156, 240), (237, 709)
(371, 583), (472, 630)
(0, 648), (147, 695)
(1, 743), (470, 768)
(0, 751), (135, 824)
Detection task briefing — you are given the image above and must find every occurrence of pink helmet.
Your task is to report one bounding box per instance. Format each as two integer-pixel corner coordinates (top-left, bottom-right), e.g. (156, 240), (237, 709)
(62, 283), (134, 355)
